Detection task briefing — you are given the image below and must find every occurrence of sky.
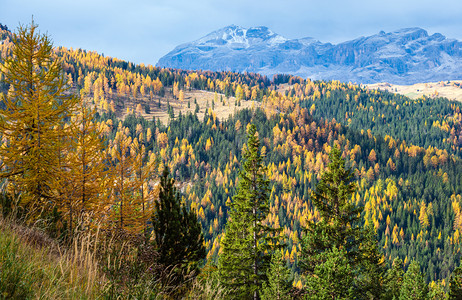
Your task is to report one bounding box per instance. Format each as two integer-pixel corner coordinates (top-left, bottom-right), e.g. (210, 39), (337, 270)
(2, 0), (462, 66)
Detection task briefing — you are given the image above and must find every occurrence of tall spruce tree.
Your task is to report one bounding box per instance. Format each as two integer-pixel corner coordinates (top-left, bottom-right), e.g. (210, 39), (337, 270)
(382, 257), (405, 300)
(305, 246), (354, 300)
(151, 167), (205, 292)
(399, 260), (428, 300)
(260, 251), (292, 300)
(218, 123), (279, 299)
(449, 266), (462, 300)
(300, 146), (383, 298)
(0, 21), (77, 218)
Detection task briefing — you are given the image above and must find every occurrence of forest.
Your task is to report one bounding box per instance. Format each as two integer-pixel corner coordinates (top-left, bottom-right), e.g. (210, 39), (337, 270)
(1, 22), (462, 299)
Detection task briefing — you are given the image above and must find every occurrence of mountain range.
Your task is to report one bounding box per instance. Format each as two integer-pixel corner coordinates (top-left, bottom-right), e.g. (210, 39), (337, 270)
(157, 25), (462, 84)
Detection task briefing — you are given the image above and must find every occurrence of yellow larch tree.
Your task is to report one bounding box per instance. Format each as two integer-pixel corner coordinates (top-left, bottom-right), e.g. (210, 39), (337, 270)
(135, 103), (143, 115)
(0, 22), (78, 217)
(131, 134), (158, 237)
(107, 130), (137, 232)
(235, 84), (244, 101)
(57, 99), (109, 234)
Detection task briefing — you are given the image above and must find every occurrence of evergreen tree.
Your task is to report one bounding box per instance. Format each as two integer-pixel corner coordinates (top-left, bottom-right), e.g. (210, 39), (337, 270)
(449, 266), (462, 300)
(305, 246), (354, 300)
(151, 167), (205, 291)
(428, 280), (447, 300)
(218, 123), (279, 299)
(260, 251), (292, 300)
(382, 257), (405, 300)
(300, 146), (383, 298)
(357, 225), (385, 299)
(399, 260), (428, 300)
(0, 21), (77, 217)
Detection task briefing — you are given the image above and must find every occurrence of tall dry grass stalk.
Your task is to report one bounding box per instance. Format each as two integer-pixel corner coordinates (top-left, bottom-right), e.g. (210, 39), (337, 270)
(0, 215), (107, 299)
(186, 277), (230, 300)
(57, 226), (107, 296)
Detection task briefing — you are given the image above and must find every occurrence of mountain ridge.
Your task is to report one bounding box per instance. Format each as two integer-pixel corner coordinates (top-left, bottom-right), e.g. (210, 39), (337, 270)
(157, 26), (462, 84)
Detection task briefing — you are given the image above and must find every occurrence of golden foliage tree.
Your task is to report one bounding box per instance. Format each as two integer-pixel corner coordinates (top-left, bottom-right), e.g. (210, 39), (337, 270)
(131, 134), (158, 236)
(103, 130), (158, 235)
(57, 99), (109, 234)
(0, 21), (77, 216)
(107, 130), (136, 232)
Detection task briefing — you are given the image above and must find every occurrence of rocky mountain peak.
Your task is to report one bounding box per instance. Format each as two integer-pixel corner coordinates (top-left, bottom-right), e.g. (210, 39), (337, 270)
(194, 25), (286, 49)
(157, 26), (462, 84)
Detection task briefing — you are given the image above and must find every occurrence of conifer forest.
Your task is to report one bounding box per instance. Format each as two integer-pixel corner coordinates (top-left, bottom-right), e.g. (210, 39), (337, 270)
(1, 22), (462, 299)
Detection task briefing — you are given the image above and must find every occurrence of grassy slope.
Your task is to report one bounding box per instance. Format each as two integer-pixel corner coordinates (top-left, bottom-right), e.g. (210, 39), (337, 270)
(0, 218), (105, 299)
(366, 80), (462, 102)
(98, 87), (257, 124)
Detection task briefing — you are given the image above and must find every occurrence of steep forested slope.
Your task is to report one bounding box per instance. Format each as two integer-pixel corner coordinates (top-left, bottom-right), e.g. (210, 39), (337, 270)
(2, 23), (462, 286)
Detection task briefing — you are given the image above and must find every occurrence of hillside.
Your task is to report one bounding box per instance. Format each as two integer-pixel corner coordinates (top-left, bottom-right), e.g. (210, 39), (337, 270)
(117, 88), (256, 125)
(366, 80), (462, 102)
(2, 22), (462, 296)
(0, 217), (104, 298)
(157, 25), (462, 85)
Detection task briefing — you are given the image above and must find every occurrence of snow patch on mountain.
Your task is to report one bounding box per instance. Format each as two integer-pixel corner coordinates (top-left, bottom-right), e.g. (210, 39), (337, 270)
(157, 26), (462, 84)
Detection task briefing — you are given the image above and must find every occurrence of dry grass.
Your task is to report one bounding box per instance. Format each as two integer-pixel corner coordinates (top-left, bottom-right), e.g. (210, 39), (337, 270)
(179, 90), (258, 122)
(365, 80), (462, 102)
(123, 89), (258, 124)
(0, 215), (216, 299)
(186, 275), (230, 300)
(59, 228), (107, 296)
(0, 217), (106, 299)
(86, 88), (259, 125)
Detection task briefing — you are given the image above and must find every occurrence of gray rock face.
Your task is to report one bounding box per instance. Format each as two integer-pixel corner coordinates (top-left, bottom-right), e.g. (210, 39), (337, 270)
(156, 25), (462, 84)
